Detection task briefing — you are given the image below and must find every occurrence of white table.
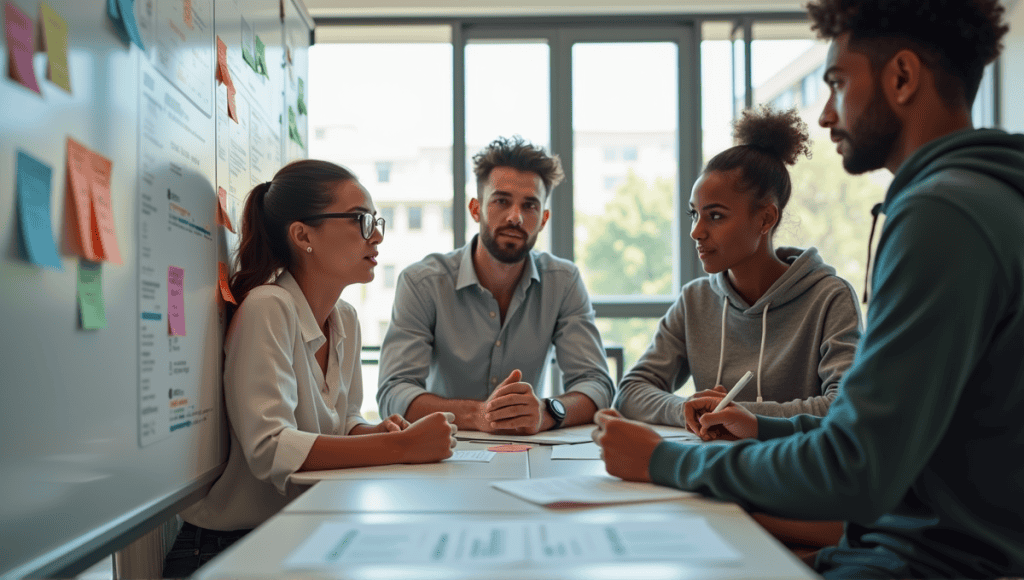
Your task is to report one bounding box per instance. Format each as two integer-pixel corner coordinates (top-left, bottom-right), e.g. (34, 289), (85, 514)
(197, 438), (820, 579)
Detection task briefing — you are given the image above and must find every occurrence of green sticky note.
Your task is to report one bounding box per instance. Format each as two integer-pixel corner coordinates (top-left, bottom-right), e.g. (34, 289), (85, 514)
(297, 77), (306, 115)
(288, 106), (303, 147)
(77, 259), (108, 329)
(255, 34), (267, 78)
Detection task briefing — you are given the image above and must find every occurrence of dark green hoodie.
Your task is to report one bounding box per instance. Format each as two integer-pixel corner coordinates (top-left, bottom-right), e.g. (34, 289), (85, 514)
(649, 128), (1024, 578)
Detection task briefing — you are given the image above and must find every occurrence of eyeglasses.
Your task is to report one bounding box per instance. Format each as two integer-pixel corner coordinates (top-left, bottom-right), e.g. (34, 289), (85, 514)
(296, 212), (385, 239)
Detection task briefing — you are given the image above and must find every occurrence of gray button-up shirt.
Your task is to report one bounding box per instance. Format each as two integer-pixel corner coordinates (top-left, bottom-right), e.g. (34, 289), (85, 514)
(377, 236), (614, 417)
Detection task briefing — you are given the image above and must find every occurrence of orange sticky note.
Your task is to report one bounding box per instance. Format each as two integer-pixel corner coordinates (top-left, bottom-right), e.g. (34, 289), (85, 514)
(226, 82), (238, 122)
(218, 262), (236, 304)
(216, 186), (234, 232)
(215, 36), (233, 88)
(38, 2), (70, 92)
(88, 152), (122, 264)
(5, 1), (41, 94)
(66, 138), (100, 261)
(183, 0), (193, 29)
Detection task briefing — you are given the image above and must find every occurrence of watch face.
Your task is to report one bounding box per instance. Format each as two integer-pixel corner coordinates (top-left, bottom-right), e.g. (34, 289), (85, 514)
(549, 398), (566, 417)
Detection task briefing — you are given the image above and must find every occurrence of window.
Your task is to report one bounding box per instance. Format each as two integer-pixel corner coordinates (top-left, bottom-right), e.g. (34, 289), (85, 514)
(442, 206), (452, 231)
(407, 206), (422, 230)
(383, 265), (396, 288)
(375, 161), (392, 183)
(573, 42), (678, 299)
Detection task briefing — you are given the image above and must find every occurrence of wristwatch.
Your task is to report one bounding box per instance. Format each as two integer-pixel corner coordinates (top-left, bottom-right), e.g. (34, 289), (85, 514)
(544, 398), (567, 430)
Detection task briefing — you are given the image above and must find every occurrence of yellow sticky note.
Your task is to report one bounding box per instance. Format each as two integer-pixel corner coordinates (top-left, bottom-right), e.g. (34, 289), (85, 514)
(39, 2), (70, 93)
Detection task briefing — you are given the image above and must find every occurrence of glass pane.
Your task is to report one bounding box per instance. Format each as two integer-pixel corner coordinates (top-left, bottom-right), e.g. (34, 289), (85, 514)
(750, 25), (891, 313)
(309, 41), (453, 419)
(465, 40), (551, 253)
(573, 43), (678, 298)
(594, 318), (697, 395)
(701, 28), (733, 165)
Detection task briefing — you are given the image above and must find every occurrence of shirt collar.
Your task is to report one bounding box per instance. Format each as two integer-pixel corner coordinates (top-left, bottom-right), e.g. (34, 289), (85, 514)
(455, 235), (541, 292)
(275, 270), (347, 346)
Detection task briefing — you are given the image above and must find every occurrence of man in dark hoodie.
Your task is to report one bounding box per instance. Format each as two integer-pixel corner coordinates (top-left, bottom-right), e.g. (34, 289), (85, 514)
(593, 0), (1024, 577)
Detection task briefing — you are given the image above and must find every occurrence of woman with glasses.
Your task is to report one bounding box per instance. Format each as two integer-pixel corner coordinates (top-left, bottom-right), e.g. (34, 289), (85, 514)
(164, 160), (457, 577)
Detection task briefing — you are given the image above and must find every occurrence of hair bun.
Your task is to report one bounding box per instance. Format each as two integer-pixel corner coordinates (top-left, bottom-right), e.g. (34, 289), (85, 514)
(733, 104), (811, 166)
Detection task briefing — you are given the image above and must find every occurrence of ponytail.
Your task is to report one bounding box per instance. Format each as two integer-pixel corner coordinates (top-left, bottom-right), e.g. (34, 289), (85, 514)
(227, 160), (358, 314)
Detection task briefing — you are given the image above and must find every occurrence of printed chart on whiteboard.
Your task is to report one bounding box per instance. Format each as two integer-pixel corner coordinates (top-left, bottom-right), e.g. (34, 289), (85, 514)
(136, 44), (220, 447)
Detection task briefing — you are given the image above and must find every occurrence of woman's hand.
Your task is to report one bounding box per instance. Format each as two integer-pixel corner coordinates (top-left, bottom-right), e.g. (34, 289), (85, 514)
(397, 412), (458, 463)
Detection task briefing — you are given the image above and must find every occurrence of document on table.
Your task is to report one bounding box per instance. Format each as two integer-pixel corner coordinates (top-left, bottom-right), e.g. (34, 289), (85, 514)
(284, 519), (740, 567)
(444, 450), (496, 462)
(491, 475), (694, 506)
(552, 430), (704, 460)
(457, 423), (700, 445)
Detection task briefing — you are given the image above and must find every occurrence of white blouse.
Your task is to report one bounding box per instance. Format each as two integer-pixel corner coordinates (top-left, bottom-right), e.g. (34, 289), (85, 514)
(181, 271), (368, 530)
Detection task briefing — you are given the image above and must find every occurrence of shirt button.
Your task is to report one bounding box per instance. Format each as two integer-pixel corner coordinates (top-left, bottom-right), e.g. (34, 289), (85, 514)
(495, 340), (501, 347)
(489, 311), (496, 318)
(491, 377), (498, 384)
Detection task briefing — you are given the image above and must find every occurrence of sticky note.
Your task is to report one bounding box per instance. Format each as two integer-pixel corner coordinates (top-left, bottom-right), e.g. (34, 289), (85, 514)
(168, 266), (186, 336)
(226, 82), (237, 122)
(215, 36), (233, 88)
(115, 0), (144, 50)
(254, 34), (267, 77)
(216, 186), (234, 232)
(288, 106), (302, 147)
(218, 262), (236, 304)
(297, 77), (306, 115)
(38, 2), (70, 92)
(66, 138), (100, 261)
(106, 0), (129, 45)
(88, 151), (123, 265)
(183, 0), (192, 29)
(77, 260), (107, 329)
(5, 1), (41, 93)
(16, 151), (62, 270)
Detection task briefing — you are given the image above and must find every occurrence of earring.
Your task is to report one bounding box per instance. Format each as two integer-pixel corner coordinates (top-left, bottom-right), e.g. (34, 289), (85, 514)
(306, 247), (312, 254)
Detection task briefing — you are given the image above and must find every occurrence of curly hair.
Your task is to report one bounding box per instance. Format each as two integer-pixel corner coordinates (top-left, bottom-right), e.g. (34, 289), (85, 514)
(704, 105), (811, 234)
(472, 136), (564, 199)
(806, 0), (1009, 107)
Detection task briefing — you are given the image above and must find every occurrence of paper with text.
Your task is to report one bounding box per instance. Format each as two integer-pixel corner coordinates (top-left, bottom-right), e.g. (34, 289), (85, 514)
(443, 450), (496, 463)
(16, 151), (62, 269)
(492, 475), (694, 506)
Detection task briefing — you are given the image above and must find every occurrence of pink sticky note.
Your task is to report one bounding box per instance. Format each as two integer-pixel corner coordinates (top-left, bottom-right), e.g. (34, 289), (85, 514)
(87, 151), (122, 264)
(66, 138), (100, 261)
(5, 1), (41, 93)
(168, 266), (186, 336)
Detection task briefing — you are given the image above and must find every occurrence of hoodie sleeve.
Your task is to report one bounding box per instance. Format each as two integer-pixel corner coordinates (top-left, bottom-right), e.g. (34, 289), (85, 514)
(613, 294), (692, 425)
(738, 282), (862, 418)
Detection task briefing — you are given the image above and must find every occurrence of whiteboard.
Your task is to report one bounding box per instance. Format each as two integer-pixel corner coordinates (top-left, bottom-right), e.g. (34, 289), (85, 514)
(0, 0), (312, 577)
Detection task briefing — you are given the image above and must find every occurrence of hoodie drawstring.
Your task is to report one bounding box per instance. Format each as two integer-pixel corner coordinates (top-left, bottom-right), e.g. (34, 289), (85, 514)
(863, 202), (883, 305)
(716, 297), (769, 403)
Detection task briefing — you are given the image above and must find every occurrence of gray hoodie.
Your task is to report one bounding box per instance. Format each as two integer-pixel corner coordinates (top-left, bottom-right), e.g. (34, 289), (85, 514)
(614, 246), (862, 424)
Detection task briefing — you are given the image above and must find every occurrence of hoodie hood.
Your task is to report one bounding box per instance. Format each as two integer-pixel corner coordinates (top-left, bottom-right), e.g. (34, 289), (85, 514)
(708, 246), (837, 315)
(886, 128), (1024, 212)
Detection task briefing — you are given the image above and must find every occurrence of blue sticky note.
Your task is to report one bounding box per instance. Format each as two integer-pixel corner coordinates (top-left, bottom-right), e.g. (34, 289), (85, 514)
(107, 0), (131, 45)
(16, 150), (62, 270)
(115, 0), (145, 50)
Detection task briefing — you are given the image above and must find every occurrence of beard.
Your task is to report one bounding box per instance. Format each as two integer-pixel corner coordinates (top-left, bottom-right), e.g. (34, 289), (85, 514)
(839, 82), (903, 175)
(480, 224), (537, 264)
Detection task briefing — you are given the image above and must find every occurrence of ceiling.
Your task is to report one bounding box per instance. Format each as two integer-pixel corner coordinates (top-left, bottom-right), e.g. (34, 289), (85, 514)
(302, 0), (807, 19)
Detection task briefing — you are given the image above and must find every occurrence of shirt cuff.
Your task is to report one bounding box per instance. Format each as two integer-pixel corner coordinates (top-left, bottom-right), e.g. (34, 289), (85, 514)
(565, 380), (613, 410)
(757, 415), (798, 441)
(271, 428), (319, 493)
(382, 383), (430, 418)
(345, 415), (370, 434)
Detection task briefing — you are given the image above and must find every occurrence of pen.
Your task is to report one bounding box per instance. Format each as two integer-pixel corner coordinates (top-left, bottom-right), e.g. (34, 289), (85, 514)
(712, 370), (754, 413)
